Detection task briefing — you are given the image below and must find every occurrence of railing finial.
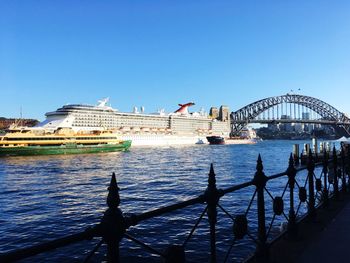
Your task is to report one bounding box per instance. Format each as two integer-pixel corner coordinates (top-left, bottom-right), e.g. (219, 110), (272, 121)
(208, 163), (216, 187)
(257, 154), (264, 172)
(289, 153), (294, 167)
(101, 173), (126, 262)
(107, 172), (121, 209)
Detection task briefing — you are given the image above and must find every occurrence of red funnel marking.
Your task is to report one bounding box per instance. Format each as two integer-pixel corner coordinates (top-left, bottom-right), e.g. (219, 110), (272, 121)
(174, 102), (195, 114)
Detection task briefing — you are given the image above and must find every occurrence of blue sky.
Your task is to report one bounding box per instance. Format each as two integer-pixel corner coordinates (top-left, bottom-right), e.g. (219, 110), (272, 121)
(1, 1), (350, 120)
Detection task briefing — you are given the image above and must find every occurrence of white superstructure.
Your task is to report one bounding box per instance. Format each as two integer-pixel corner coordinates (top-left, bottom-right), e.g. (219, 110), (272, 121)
(36, 99), (231, 146)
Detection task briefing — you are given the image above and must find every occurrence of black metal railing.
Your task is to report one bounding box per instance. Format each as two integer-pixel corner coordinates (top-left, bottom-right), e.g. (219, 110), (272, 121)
(1, 145), (349, 262)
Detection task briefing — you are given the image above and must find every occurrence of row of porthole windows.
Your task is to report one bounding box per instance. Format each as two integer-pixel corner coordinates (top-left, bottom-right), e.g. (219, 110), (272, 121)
(74, 114), (169, 121)
(74, 121), (168, 126)
(90, 117), (168, 123)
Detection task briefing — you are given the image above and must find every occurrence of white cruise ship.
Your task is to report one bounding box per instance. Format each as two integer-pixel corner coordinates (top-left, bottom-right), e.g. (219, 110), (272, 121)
(35, 98), (231, 146)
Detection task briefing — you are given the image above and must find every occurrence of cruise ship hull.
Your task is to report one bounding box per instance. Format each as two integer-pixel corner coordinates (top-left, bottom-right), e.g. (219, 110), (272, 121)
(120, 134), (207, 146)
(119, 134), (257, 146)
(224, 138), (257, 145)
(206, 136), (257, 145)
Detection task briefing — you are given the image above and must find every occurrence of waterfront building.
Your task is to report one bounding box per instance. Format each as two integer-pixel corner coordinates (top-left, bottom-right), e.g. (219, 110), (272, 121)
(268, 123), (279, 132)
(0, 118), (38, 130)
(279, 115), (293, 131)
(209, 107), (219, 119)
(302, 112), (310, 120)
(219, 105), (230, 122)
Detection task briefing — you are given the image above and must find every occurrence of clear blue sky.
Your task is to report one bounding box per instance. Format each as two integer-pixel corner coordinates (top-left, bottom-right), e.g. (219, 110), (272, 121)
(1, 1), (350, 120)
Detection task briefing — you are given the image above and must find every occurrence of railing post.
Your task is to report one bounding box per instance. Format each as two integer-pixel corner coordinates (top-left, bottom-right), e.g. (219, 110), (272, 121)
(333, 146), (339, 199)
(205, 164), (220, 263)
(307, 149), (316, 218)
(322, 149), (329, 208)
(341, 145), (347, 193)
(99, 173), (126, 263)
(287, 153), (297, 240)
(293, 144), (300, 165)
(347, 146), (350, 191)
(253, 154), (269, 262)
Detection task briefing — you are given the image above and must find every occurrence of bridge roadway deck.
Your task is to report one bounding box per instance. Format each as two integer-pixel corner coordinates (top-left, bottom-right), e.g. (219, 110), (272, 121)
(267, 192), (350, 263)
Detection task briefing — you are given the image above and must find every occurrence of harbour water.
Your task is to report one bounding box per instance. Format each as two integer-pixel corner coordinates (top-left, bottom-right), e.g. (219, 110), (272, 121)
(0, 140), (332, 262)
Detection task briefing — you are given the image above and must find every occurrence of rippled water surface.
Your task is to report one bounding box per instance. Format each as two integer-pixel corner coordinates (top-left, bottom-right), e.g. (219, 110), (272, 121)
(0, 140), (324, 262)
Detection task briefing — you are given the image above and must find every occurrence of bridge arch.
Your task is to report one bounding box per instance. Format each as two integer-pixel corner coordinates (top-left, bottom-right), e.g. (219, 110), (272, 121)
(231, 94), (350, 136)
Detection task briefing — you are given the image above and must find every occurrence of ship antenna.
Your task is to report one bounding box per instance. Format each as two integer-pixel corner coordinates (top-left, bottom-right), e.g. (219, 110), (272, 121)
(20, 106), (22, 126)
(15, 106), (23, 127)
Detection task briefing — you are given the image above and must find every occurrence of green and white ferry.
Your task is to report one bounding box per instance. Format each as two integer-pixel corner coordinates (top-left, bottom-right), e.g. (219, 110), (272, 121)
(0, 127), (131, 156)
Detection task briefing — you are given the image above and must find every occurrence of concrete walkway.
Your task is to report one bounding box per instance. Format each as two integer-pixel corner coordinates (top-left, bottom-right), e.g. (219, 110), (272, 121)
(297, 200), (350, 263)
(266, 193), (350, 263)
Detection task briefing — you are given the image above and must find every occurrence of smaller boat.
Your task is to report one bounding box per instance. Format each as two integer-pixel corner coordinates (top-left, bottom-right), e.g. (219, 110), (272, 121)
(0, 127), (131, 157)
(195, 138), (206, 144)
(206, 136), (225, 145)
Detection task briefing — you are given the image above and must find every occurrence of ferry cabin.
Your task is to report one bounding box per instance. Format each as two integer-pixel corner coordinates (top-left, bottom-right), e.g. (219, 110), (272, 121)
(0, 130), (121, 148)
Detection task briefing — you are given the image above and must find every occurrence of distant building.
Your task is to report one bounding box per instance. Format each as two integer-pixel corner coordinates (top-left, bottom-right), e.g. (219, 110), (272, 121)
(268, 123), (279, 131)
(323, 125), (335, 134)
(302, 112), (310, 120)
(285, 123), (293, 132)
(219, 106), (230, 122)
(303, 124), (313, 132)
(209, 107), (219, 119)
(294, 123), (303, 132)
(0, 118), (38, 130)
(279, 115), (292, 131)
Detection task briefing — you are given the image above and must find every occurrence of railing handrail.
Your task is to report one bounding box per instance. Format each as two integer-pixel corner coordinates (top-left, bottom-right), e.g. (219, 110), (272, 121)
(128, 160), (327, 226)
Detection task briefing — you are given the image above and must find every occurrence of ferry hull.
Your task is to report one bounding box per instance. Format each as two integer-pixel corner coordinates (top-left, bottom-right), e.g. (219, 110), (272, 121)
(0, 141), (132, 157)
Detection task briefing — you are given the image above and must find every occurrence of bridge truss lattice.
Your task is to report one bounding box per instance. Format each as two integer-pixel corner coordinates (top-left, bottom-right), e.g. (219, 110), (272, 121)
(231, 94), (350, 136)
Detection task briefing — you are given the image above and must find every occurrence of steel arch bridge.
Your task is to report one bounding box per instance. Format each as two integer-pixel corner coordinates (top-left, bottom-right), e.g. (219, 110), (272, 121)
(231, 94), (350, 136)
